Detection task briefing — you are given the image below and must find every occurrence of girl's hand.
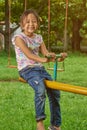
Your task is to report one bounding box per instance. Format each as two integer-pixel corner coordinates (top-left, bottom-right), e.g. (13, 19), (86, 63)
(43, 57), (55, 63)
(61, 52), (67, 58)
(58, 52), (67, 62)
(45, 52), (56, 58)
(42, 57), (50, 63)
(45, 52), (56, 62)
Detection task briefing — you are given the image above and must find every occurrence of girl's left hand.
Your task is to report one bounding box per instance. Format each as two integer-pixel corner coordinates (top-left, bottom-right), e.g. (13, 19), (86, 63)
(46, 52), (56, 57)
(45, 52), (56, 62)
(58, 52), (67, 62)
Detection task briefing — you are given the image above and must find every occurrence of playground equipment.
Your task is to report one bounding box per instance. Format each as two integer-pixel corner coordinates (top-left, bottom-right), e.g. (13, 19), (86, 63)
(5, 0), (87, 96)
(45, 80), (87, 96)
(45, 54), (87, 96)
(19, 54), (87, 96)
(46, 54), (65, 80)
(19, 72), (87, 96)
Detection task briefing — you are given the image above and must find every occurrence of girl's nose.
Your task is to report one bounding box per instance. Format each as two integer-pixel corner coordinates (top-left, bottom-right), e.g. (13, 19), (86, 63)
(29, 21), (33, 25)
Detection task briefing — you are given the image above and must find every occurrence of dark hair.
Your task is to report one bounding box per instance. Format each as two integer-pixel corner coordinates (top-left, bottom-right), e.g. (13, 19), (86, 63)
(20, 9), (40, 28)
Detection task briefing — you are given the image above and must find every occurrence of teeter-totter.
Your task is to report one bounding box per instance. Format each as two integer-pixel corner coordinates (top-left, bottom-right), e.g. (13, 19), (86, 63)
(19, 54), (87, 96)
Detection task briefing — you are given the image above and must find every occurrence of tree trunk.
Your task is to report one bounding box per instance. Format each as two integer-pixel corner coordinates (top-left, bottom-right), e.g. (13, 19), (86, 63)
(71, 18), (82, 51)
(23, 0), (27, 11)
(5, 0), (11, 53)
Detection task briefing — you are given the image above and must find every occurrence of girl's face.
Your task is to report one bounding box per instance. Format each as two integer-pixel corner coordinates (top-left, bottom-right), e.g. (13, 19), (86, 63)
(22, 13), (38, 36)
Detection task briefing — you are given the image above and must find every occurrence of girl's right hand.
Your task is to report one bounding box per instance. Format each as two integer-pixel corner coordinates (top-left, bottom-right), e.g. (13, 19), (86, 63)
(42, 57), (55, 63)
(42, 57), (48, 63)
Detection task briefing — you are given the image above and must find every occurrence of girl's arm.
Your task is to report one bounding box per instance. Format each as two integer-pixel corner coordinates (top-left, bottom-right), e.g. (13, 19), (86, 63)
(40, 42), (67, 62)
(15, 37), (48, 63)
(40, 42), (56, 58)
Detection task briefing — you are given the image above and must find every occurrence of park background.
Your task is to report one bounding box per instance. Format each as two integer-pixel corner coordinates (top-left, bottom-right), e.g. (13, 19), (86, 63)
(0, 0), (87, 130)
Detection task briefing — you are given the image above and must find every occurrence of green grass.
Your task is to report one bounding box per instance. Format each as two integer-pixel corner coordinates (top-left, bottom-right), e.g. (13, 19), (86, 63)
(0, 51), (87, 130)
(0, 82), (35, 130)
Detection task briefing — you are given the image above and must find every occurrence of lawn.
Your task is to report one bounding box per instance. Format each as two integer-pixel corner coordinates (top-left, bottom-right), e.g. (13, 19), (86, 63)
(0, 51), (87, 130)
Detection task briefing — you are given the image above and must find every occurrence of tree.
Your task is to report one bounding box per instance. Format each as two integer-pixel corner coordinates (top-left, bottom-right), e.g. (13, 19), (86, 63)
(5, 0), (11, 53)
(68, 0), (87, 51)
(0, 0), (47, 53)
(0, 0), (87, 52)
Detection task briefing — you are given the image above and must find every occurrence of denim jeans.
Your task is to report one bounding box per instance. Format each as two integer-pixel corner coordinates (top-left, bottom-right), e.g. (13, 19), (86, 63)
(19, 66), (61, 127)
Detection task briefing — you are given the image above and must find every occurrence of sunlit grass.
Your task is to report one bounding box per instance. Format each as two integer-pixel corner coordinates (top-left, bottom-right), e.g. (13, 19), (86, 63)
(0, 51), (87, 130)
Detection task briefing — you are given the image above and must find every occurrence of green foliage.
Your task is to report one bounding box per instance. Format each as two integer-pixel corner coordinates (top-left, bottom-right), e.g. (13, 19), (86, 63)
(11, 2), (23, 23)
(0, 0), (87, 51)
(0, 0), (5, 21)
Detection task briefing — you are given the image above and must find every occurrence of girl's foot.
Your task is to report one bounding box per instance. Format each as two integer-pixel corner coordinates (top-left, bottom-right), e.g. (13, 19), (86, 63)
(48, 126), (61, 130)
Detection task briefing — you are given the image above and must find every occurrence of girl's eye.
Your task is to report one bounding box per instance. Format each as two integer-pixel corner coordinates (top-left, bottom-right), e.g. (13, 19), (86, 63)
(26, 21), (29, 23)
(26, 20), (37, 24)
(33, 20), (37, 23)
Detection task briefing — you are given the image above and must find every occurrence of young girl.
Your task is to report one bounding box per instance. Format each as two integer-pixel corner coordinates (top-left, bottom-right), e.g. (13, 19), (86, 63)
(12, 9), (67, 130)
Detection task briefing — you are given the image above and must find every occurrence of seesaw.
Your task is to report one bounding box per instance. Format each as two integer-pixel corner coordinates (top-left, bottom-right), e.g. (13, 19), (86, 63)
(45, 80), (87, 96)
(19, 77), (87, 96)
(19, 54), (87, 96)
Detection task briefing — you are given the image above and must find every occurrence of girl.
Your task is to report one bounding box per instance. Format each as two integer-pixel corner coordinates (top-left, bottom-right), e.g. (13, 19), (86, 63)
(12, 9), (67, 130)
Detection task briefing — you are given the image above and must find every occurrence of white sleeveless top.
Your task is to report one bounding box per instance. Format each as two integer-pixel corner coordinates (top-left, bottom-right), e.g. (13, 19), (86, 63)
(12, 32), (43, 71)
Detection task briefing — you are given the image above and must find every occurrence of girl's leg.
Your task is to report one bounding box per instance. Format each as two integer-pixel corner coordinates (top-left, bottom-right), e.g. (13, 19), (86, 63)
(37, 120), (45, 130)
(28, 78), (46, 130)
(47, 88), (61, 128)
(19, 67), (47, 130)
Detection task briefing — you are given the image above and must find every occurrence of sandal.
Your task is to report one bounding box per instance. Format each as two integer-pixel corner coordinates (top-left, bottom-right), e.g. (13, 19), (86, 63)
(48, 126), (56, 130)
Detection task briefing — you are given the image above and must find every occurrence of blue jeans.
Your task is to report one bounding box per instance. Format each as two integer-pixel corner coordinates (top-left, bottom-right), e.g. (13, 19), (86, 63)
(19, 66), (61, 127)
